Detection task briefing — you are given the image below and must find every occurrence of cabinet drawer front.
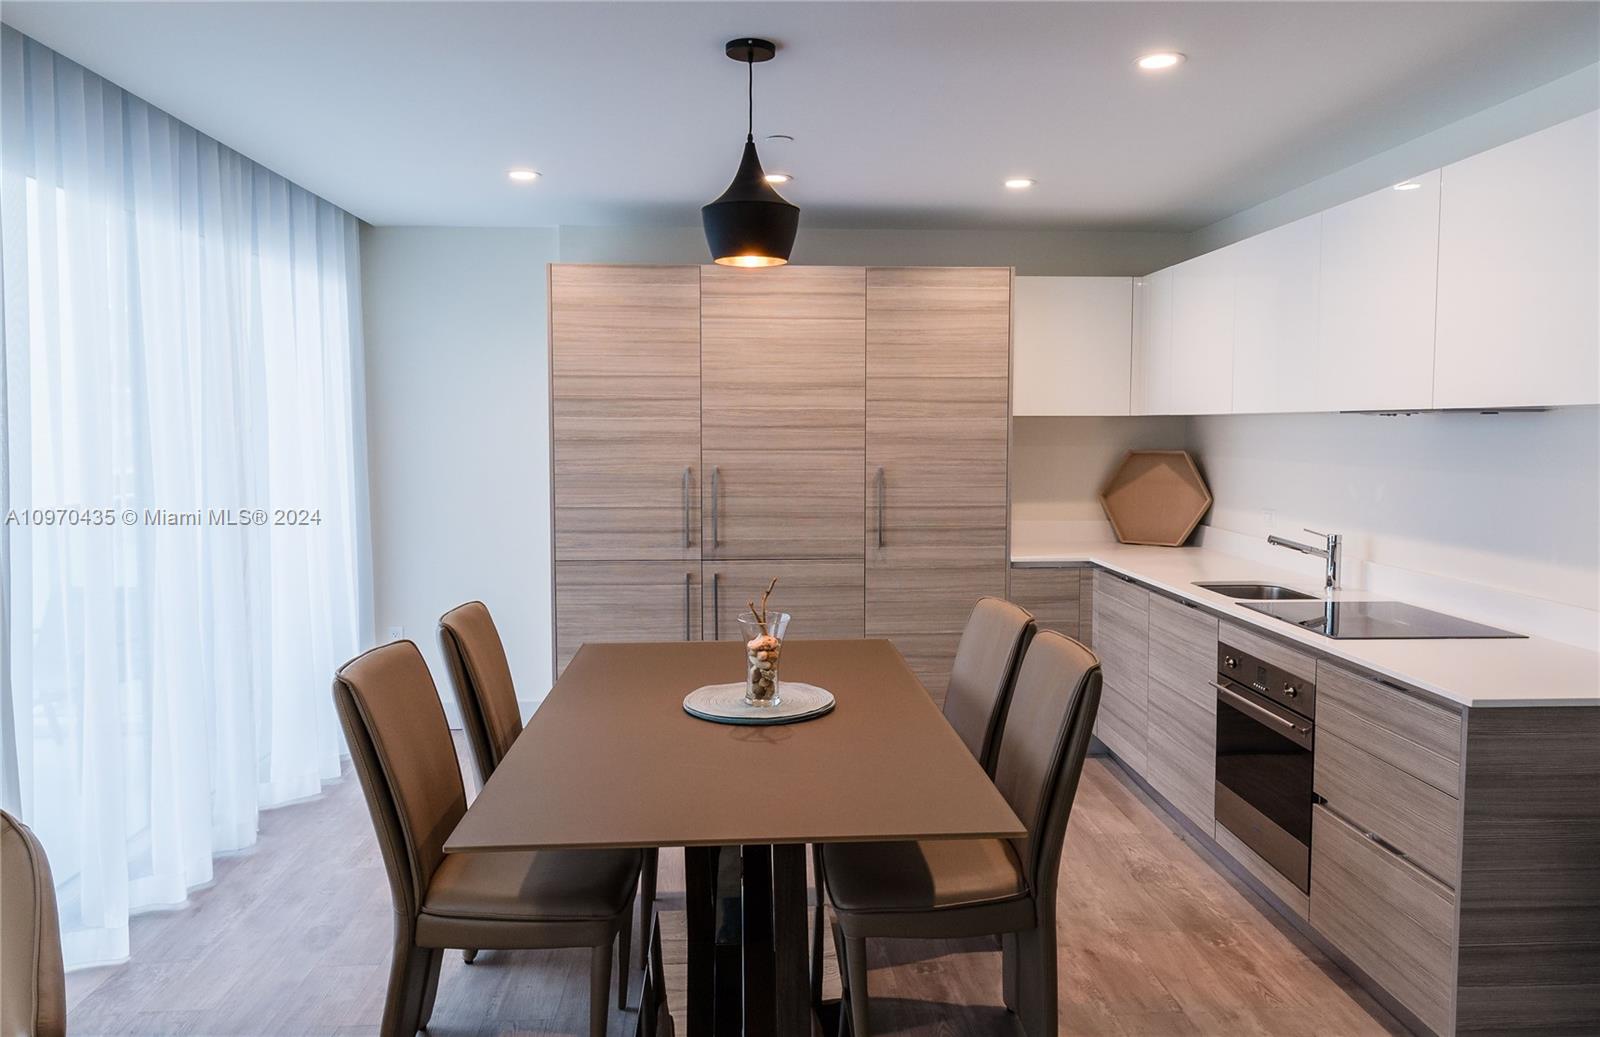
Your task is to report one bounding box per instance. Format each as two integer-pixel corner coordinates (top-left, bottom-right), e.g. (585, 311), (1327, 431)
(1318, 662), (1462, 796)
(1218, 620), (1316, 686)
(1094, 569), (1148, 612)
(1146, 674), (1216, 832)
(1315, 731), (1461, 886)
(1311, 805), (1457, 1037)
(1148, 594), (1217, 708)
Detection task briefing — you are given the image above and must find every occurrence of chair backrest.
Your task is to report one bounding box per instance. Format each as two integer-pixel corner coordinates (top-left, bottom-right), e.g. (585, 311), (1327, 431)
(943, 597), (1036, 773)
(1, 810), (67, 1037)
(438, 600), (524, 783)
(332, 641), (467, 919)
(990, 630), (1103, 904)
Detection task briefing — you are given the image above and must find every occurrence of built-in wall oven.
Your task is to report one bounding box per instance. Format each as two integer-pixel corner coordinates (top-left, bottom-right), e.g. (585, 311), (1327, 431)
(1213, 642), (1316, 893)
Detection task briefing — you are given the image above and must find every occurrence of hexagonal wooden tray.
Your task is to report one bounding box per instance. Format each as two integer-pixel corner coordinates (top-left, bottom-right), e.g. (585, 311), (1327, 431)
(1099, 450), (1212, 547)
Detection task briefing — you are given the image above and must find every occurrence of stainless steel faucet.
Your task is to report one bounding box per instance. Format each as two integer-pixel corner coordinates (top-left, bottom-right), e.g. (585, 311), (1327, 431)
(1267, 528), (1342, 592)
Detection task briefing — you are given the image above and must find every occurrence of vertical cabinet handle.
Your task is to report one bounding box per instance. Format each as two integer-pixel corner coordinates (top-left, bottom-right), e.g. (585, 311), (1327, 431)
(875, 466), (886, 549)
(711, 466), (721, 547)
(682, 467), (692, 548)
(712, 571), (720, 640)
(684, 572), (692, 641)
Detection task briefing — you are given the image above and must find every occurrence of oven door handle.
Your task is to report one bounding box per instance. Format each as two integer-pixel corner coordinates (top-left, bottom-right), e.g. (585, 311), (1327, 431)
(1211, 681), (1311, 738)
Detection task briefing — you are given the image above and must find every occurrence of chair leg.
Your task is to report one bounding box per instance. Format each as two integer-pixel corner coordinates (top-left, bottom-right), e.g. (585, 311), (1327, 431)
(462, 948), (478, 964)
(590, 942), (614, 1037)
(842, 934), (870, 1037)
(810, 844), (826, 1006)
(639, 847), (658, 970)
(380, 930), (434, 1037)
(618, 914), (632, 1009)
(1001, 931), (1018, 1013)
(417, 948), (445, 1030)
(1005, 926), (1057, 1037)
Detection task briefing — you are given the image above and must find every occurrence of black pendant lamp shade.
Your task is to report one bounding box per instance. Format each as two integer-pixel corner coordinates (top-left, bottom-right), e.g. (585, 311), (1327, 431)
(703, 38), (799, 267)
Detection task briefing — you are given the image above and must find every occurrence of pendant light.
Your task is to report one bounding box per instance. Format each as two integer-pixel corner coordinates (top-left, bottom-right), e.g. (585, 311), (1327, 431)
(702, 38), (799, 267)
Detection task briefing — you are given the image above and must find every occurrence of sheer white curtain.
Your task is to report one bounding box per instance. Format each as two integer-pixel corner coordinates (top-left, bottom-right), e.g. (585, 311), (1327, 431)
(0, 27), (371, 968)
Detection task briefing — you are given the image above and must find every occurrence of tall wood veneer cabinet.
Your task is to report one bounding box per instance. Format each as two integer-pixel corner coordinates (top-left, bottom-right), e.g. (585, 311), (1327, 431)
(550, 264), (1011, 687)
(865, 267), (1012, 703)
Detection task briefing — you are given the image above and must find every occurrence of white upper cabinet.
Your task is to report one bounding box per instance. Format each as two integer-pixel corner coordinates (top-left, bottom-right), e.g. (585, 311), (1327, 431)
(1433, 111), (1599, 409)
(1167, 247), (1236, 414)
(1317, 169), (1441, 411)
(1132, 268), (1174, 414)
(1231, 215), (1321, 414)
(1012, 276), (1133, 416)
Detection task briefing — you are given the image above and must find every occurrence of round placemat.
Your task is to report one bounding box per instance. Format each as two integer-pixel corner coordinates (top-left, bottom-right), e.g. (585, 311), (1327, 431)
(682, 681), (836, 726)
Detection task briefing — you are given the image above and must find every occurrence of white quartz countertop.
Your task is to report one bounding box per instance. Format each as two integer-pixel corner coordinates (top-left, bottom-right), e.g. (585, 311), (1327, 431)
(1012, 543), (1600, 709)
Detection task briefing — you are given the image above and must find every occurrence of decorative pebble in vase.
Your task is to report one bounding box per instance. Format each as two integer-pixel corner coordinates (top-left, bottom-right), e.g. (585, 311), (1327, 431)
(738, 578), (790, 706)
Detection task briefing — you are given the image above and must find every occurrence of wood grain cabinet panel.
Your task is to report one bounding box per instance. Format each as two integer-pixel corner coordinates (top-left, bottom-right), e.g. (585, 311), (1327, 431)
(1312, 804), (1457, 1037)
(1007, 566), (1082, 641)
(703, 559), (864, 643)
(1315, 731), (1461, 886)
(701, 269), (866, 560)
(1317, 661), (1462, 796)
(1090, 570), (1149, 772)
(1145, 595), (1218, 832)
(865, 268), (1011, 703)
(555, 561), (702, 675)
(551, 265), (703, 561)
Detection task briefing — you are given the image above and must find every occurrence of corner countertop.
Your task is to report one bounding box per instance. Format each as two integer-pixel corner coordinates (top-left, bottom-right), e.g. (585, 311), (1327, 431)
(1012, 543), (1599, 709)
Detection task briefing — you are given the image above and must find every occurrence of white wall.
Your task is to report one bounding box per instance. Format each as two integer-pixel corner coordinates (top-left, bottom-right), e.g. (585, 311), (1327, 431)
(361, 226), (559, 718)
(1187, 407), (1600, 621)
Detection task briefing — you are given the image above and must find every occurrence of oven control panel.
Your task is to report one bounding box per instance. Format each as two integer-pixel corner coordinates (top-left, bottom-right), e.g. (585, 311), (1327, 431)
(1217, 643), (1316, 719)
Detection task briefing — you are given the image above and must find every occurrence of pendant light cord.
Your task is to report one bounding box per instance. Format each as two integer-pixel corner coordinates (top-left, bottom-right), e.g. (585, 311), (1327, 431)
(746, 56), (754, 142)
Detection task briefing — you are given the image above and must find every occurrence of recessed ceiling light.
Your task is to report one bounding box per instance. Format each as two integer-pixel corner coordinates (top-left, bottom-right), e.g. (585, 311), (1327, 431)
(507, 168), (541, 183)
(1393, 180), (1423, 191)
(1005, 177), (1036, 190)
(1136, 52), (1187, 71)
(764, 172), (794, 185)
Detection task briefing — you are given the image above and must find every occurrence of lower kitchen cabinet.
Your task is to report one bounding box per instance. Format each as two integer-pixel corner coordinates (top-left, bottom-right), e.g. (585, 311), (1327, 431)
(1006, 565), (1083, 641)
(703, 559), (864, 643)
(555, 561), (702, 675)
(1144, 595), (1218, 834)
(1090, 569), (1149, 771)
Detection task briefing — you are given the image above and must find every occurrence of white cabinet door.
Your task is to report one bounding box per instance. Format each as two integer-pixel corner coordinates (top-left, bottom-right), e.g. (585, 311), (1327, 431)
(1434, 111), (1599, 409)
(1012, 276), (1133, 416)
(1317, 170), (1441, 411)
(1232, 215), (1322, 414)
(1132, 269), (1174, 414)
(1168, 247), (1236, 414)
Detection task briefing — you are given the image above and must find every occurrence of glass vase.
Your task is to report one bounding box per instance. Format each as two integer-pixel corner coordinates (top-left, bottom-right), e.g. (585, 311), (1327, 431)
(737, 611), (791, 706)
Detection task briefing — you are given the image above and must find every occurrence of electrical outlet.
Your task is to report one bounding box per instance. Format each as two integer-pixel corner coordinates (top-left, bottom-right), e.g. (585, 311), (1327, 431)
(386, 626), (404, 641)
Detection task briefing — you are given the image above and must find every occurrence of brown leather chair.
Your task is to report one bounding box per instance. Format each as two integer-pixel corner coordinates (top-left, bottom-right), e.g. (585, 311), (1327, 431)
(334, 641), (640, 1037)
(820, 630), (1102, 1037)
(810, 596), (1035, 1002)
(439, 600), (657, 986)
(1, 810), (67, 1037)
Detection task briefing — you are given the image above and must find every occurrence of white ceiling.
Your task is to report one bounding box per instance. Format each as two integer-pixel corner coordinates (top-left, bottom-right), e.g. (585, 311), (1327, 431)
(4, 2), (1596, 231)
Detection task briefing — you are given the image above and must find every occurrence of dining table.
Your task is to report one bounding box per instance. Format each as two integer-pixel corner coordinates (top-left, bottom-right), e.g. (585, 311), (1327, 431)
(445, 637), (1026, 1037)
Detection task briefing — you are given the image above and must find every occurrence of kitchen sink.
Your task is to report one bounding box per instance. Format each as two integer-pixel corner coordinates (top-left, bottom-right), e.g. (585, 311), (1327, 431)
(1193, 582), (1318, 601)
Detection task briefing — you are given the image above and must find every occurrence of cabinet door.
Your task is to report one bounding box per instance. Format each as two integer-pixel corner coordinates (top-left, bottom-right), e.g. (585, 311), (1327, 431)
(1434, 111), (1599, 409)
(1317, 172), (1440, 411)
(866, 267), (1011, 703)
(1168, 249), (1236, 415)
(555, 561), (701, 675)
(1007, 565), (1082, 641)
(1012, 277), (1132, 416)
(1232, 215), (1321, 414)
(1131, 269), (1174, 415)
(551, 265), (701, 561)
(703, 559), (865, 643)
(701, 266), (867, 559)
(1145, 595), (1218, 833)
(1090, 570), (1149, 772)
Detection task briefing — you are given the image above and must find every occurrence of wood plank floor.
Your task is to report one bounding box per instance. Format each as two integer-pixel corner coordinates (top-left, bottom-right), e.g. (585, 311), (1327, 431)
(66, 749), (1405, 1036)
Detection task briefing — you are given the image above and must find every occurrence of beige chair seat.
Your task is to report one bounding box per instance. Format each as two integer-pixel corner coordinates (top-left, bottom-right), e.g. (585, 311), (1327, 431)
(822, 838), (1026, 914)
(423, 848), (641, 923)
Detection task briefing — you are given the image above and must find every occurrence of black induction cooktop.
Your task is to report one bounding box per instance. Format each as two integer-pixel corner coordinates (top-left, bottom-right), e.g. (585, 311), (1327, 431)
(1240, 599), (1525, 639)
